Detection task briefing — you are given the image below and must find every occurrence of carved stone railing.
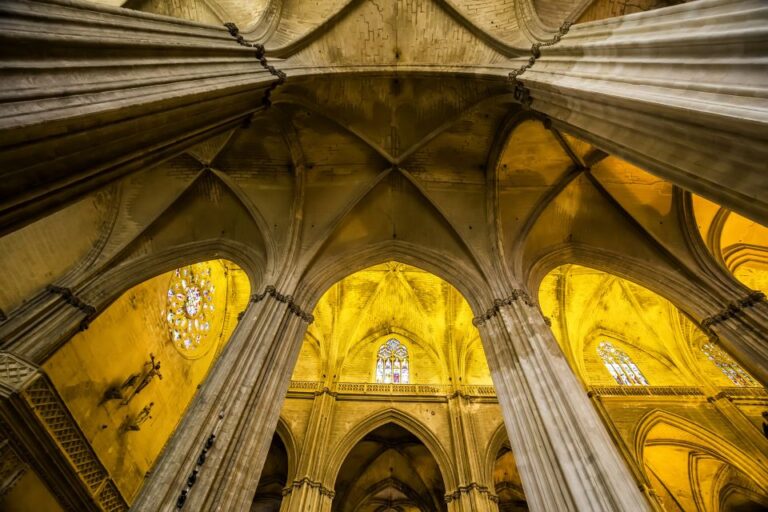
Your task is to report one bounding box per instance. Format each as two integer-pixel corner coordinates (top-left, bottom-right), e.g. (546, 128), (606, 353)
(719, 386), (768, 399)
(589, 386), (706, 397)
(590, 385), (768, 399)
(287, 381), (497, 397)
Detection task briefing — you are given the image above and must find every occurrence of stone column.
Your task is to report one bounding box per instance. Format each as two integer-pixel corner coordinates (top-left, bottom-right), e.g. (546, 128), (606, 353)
(130, 286), (312, 512)
(0, 0), (282, 235)
(700, 293), (768, 385)
(516, 0), (768, 224)
(280, 389), (336, 512)
(444, 393), (498, 512)
(474, 292), (650, 512)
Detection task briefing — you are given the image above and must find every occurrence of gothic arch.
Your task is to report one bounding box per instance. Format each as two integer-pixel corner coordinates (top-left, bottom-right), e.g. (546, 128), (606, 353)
(483, 420), (512, 488)
(297, 242), (492, 317)
(529, 243), (721, 319)
(632, 409), (768, 487)
(78, 239), (262, 312)
(322, 408), (458, 493)
(275, 416), (298, 486)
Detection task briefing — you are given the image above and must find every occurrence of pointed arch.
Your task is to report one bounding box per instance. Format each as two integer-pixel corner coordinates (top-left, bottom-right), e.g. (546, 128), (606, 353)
(632, 409), (768, 486)
(275, 416), (298, 485)
(323, 408), (457, 492)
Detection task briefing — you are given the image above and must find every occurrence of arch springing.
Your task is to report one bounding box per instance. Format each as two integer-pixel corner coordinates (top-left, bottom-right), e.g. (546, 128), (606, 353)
(702, 342), (756, 387)
(597, 341), (649, 386)
(375, 339), (409, 384)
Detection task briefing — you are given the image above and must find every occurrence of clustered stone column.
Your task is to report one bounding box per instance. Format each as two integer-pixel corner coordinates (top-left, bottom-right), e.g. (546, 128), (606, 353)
(513, 0), (768, 225)
(474, 291), (651, 512)
(280, 388), (336, 512)
(444, 393), (499, 511)
(130, 286), (313, 512)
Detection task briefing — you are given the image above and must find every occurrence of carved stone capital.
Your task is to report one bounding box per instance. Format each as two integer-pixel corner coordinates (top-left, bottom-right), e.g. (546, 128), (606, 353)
(251, 285), (314, 323)
(702, 291), (766, 329)
(472, 290), (536, 326)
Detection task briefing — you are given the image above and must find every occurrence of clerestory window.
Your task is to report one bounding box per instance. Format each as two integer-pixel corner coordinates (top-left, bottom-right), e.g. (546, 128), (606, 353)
(375, 338), (409, 384)
(702, 342), (755, 387)
(597, 341), (649, 386)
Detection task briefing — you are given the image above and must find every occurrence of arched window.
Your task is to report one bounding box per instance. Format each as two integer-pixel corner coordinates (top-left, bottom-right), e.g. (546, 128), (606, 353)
(701, 342), (755, 387)
(375, 338), (409, 384)
(597, 341), (649, 386)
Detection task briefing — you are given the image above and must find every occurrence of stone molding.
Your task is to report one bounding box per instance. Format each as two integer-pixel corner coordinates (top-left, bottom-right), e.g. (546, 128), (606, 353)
(0, 352), (38, 397)
(472, 290), (536, 326)
(45, 285), (97, 331)
(251, 285), (314, 323)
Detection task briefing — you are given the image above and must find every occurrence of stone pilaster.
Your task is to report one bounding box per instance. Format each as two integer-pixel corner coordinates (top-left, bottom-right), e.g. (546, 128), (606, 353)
(444, 393), (498, 512)
(473, 292), (650, 512)
(516, 0), (768, 224)
(130, 286), (312, 511)
(281, 389), (337, 512)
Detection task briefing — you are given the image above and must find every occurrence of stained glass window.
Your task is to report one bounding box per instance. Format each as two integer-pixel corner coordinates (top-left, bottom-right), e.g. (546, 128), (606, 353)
(375, 338), (409, 384)
(702, 342), (755, 386)
(597, 341), (649, 386)
(165, 263), (215, 353)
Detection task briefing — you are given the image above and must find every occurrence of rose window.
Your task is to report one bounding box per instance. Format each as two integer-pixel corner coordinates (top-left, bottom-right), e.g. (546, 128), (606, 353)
(165, 263), (215, 353)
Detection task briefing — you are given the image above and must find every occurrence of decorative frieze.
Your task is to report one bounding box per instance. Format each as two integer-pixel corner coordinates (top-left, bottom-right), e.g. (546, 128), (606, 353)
(45, 285), (97, 331)
(472, 290), (535, 326)
(0, 352), (37, 396)
(251, 286), (314, 323)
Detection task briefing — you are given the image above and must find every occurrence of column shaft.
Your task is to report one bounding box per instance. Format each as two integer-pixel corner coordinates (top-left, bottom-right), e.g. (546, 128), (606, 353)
(476, 295), (650, 512)
(520, 0), (768, 224)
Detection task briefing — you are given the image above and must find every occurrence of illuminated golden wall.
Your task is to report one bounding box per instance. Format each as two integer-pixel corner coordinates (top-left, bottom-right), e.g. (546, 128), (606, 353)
(539, 264), (768, 511)
(693, 194), (768, 295)
(43, 259), (250, 501)
(291, 261), (491, 387)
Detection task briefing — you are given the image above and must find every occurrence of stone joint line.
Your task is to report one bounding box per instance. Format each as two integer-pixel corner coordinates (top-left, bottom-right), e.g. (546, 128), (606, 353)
(472, 290), (536, 326)
(251, 285), (315, 323)
(508, 21), (572, 108)
(45, 285), (97, 331)
(224, 22), (287, 108)
(702, 290), (765, 331)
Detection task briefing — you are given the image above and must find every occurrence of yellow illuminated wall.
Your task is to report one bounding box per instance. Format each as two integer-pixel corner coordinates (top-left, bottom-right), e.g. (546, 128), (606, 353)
(290, 261), (490, 387)
(0, 467), (64, 512)
(43, 259), (250, 502)
(693, 194), (768, 296)
(539, 264), (768, 512)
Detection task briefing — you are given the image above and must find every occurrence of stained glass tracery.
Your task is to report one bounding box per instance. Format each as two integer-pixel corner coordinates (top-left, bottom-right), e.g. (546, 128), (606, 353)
(597, 341), (649, 386)
(165, 263), (215, 353)
(375, 338), (409, 384)
(702, 342), (755, 386)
